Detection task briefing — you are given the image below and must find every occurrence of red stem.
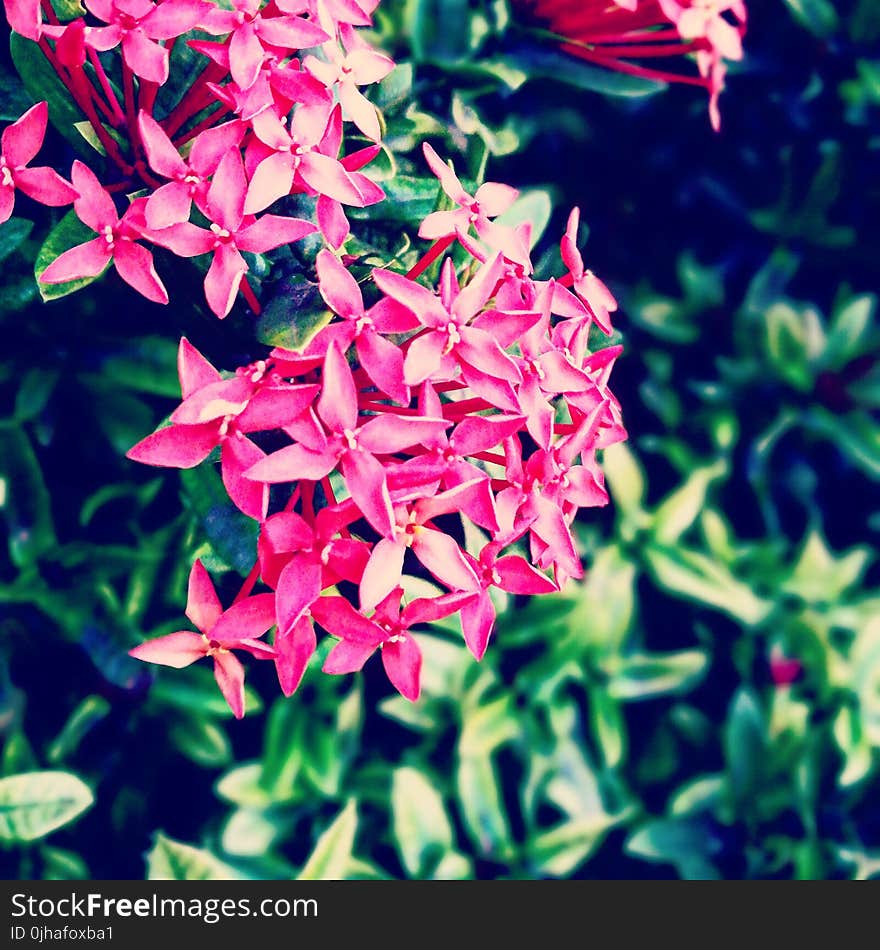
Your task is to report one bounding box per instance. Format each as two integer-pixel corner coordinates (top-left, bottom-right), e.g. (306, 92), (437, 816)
(172, 103), (230, 148)
(240, 277), (262, 314)
(87, 49), (126, 127)
(232, 559), (261, 603)
(406, 235), (455, 280)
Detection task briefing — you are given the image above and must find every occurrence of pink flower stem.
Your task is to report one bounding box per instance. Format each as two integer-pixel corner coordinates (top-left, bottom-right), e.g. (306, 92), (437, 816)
(320, 476), (351, 538)
(161, 60), (229, 136)
(439, 396), (493, 415)
(283, 486), (302, 512)
(172, 104), (230, 148)
(358, 400), (419, 415)
(405, 235), (455, 280)
(87, 49), (126, 127)
(301, 480), (315, 521)
(231, 559), (262, 604)
(39, 40), (131, 172)
(240, 277), (261, 314)
(138, 79), (160, 119)
(471, 451), (506, 465)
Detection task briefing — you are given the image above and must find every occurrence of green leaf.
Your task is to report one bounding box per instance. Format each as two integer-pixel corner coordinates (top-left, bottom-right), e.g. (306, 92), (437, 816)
(146, 833), (245, 880)
(651, 460), (726, 546)
(101, 337), (181, 398)
(353, 175), (443, 225)
(724, 689), (765, 810)
(35, 210), (107, 302)
(46, 696), (111, 764)
(607, 651), (708, 701)
(0, 426), (57, 568)
(625, 818), (721, 879)
(41, 845), (90, 879)
(180, 463), (260, 576)
(0, 218), (33, 264)
(0, 61), (33, 122)
(392, 767), (464, 878)
(215, 763), (272, 809)
(456, 755), (514, 861)
(506, 45), (666, 97)
(150, 666), (263, 719)
(14, 368), (59, 421)
(256, 281), (331, 351)
(50, 0), (86, 21)
(496, 189), (552, 249)
(170, 717), (233, 768)
(298, 800), (358, 880)
(783, 0), (839, 37)
(0, 771), (94, 843)
(644, 545), (772, 626)
(9, 35), (90, 155)
(529, 814), (621, 878)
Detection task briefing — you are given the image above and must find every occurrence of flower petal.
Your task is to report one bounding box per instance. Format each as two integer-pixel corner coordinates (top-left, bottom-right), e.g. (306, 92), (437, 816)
(1, 100), (47, 167)
(381, 635), (421, 701)
(213, 651), (246, 719)
(129, 630), (205, 668)
(125, 421), (218, 468)
(275, 615), (316, 696)
(359, 537), (405, 613)
(185, 559), (223, 634)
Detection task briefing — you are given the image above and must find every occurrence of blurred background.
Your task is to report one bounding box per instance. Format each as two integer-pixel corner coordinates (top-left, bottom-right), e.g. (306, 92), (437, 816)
(1, 0), (878, 879)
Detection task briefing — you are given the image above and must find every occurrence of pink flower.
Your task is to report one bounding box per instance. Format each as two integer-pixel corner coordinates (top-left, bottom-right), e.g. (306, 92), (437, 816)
(245, 340), (451, 537)
(244, 102), (382, 214)
(201, 0), (329, 91)
(0, 103), (78, 224)
(313, 587), (477, 701)
(138, 113), (245, 229)
(83, 0), (215, 85)
(419, 143), (527, 265)
(129, 559), (277, 718)
(39, 161), (168, 304)
(459, 542), (557, 659)
(126, 339), (320, 520)
(303, 34), (394, 141)
(147, 151), (317, 318)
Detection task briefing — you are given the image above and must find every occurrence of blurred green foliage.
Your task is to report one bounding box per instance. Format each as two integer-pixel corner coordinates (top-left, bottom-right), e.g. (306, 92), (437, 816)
(1, 0), (878, 879)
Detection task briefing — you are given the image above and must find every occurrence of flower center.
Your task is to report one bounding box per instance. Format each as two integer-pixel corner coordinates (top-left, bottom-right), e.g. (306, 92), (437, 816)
(342, 428), (359, 451)
(0, 157), (13, 187)
(442, 323), (461, 355)
(210, 223), (233, 247)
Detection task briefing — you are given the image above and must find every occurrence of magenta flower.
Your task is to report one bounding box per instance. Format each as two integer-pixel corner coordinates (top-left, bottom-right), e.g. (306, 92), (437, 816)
(138, 113), (245, 229)
(313, 587), (477, 701)
(373, 255), (531, 412)
(83, 0), (215, 84)
(39, 161), (168, 304)
(147, 151), (317, 318)
(303, 36), (394, 141)
(244, 103), (382, 214)
(419, 143), (526, 264)
(514, 0), (747, 129)
(129, 560), (277, 718)
(245, 341), (451, 537)
(127, 339), (319, 520)
(201, 0), (329, 91)
(0, 103), (78, 224)
(459, 542), (557, 660)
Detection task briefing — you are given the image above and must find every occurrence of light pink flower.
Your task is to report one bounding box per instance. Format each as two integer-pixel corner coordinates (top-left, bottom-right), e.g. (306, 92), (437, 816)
(129, 559), (277, 718)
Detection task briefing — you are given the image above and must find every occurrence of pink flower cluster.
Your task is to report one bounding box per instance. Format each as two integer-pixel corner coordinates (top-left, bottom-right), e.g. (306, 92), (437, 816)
(3, 0), (390, 315)
(127, 144), (627, 715)
(515, 0), (747, 129)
